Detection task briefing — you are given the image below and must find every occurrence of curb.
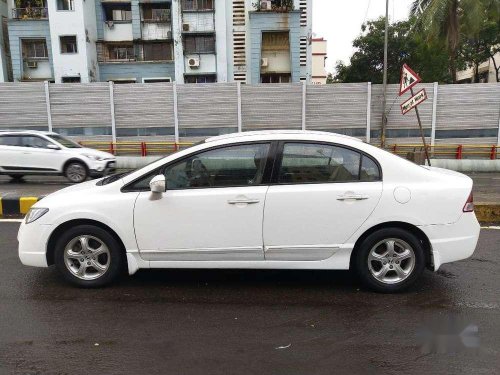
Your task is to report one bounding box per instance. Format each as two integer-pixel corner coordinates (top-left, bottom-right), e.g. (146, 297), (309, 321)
(0, 196), (43, 217)
(0, 196), (499, 224)
(475, 204), (500, 224)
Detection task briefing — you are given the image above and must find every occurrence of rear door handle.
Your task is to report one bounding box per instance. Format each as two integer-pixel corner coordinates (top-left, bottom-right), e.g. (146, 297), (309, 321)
(337, 194), (369, 201)
(227, 198), (260, 205)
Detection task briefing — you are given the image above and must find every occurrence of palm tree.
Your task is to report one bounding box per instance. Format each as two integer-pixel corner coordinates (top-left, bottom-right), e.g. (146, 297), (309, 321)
(411, 0), (488, 83)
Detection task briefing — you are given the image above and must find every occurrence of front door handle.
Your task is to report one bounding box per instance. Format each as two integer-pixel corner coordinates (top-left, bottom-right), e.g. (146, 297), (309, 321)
(227, 198), (260, 205)
(337, 194), (369, 201)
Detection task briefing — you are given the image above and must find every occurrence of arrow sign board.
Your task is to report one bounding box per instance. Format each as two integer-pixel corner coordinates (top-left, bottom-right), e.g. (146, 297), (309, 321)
(399, 64), (422, 96)
(400, 89), (427, 115)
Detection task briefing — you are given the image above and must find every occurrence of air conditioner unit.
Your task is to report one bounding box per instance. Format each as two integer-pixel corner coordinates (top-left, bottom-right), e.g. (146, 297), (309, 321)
(260, 0), (272, 10)
(260, 58), (268, 67)
(27, 61), (38, 69)
(182, 23), (190, 32)
(188, 57), (200, 68)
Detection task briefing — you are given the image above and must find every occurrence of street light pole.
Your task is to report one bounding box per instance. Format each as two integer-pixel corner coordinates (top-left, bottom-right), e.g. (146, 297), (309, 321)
(380, 0), (389, 148)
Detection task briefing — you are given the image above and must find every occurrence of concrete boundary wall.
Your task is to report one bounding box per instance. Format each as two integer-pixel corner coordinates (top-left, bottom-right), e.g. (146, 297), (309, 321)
(0, 82), (499, 145)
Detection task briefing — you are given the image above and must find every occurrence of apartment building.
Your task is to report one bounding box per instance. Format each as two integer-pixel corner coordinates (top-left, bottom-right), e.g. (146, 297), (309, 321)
(311, 37), (327, 84)
(2, 0), (311, 84)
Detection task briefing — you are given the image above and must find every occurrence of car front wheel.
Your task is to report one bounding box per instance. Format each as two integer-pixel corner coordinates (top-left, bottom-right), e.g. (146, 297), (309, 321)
(354, 228), (425, 293)
(65, 161), (87, 183)
(54, 225), (124, 287)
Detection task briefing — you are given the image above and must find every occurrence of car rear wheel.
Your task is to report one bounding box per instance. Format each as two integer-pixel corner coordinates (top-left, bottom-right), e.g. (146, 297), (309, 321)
(54, 225), (125, 287)
(65, 162), (87, 183)
(354, 228), (425, 293)
(8, 175), (24, 182)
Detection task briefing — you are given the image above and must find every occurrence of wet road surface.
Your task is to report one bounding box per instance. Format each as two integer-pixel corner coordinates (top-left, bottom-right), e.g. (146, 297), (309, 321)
(0, 223), (499, 375)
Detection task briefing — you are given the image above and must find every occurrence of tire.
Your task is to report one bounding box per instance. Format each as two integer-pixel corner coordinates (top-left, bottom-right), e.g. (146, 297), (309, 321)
(54, 224), (125, 288)
(354, 228), (425, 293)
(65, 161), (88, 183)
(8, 174), (24, 182)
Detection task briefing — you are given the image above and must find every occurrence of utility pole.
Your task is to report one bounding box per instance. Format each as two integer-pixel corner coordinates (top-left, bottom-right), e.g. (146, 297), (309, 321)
(380, 0), (389, 148)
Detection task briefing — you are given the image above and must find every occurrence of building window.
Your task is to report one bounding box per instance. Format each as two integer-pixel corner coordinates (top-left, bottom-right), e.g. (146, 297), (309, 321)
(260, 74), (291, 83)
(57, 0), (74, 11)
(103, 4), (132, 22)
(183, 35), (215, 54)
(184, 74), (216, 83)
(109, 79), (137, 84)
(60, 36), (78, 54)
(22, 40), (48, 59)
(143, 43), (172, 61)
(181, 0), (214, 11)
(62, 76), (81, 83)
(107, 44), (135, 61)
(142, 4), (171, 22)
(12, 0), (48, 19)
(143, 78), (172, 83)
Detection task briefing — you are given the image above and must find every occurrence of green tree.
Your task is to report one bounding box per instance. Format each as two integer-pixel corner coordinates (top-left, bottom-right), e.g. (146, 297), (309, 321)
(459, 3), (500, 82)
(410, 0), (494, 83)
(334, 18), (450, 83)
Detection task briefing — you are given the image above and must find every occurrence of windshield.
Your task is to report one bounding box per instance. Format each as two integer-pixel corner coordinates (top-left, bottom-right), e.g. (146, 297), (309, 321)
(46, 134), (82, 148)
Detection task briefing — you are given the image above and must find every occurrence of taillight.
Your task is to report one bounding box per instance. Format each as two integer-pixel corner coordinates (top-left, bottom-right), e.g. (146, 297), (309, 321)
(463, 192), (474, 212)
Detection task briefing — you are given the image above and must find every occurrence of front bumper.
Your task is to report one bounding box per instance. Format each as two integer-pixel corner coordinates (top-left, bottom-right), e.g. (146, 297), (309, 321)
(18, 220), (53, 267)
(89, 160), (116, 177)
(419, 213), (481, 271)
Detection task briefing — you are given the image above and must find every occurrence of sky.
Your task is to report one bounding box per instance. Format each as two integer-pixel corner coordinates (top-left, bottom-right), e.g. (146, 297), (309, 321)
(312, 0), (415, 74)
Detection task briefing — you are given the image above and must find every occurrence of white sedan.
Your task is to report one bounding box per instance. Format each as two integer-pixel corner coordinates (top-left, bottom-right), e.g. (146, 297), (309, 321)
(18, 131), (480, 292)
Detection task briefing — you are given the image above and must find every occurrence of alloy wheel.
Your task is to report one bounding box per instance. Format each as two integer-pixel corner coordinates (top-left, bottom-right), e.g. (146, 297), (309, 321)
(367, 238), (416, 284)
(66, 163), (86, 183)
(63, 235), (110, 280)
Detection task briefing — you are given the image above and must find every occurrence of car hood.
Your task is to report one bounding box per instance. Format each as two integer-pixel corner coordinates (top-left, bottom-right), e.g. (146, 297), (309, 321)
(67, 147), (115, 159)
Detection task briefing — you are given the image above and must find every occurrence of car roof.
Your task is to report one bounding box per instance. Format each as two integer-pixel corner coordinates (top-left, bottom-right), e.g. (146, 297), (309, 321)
(205, 130), (362, 143)
(0, 130), (55, 136)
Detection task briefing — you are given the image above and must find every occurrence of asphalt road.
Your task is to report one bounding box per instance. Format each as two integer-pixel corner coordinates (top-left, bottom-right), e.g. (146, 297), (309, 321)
(0, 222), (499, 375)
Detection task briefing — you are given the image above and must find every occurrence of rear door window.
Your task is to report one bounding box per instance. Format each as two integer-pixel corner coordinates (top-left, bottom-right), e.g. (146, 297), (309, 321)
(278, 143), (361, 183)
(0, 135), (21, 146)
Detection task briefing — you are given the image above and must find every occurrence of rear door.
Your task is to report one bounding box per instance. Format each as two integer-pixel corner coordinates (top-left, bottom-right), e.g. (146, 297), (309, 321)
(263, 141), (383, 261)
(0, 135), (23, 171)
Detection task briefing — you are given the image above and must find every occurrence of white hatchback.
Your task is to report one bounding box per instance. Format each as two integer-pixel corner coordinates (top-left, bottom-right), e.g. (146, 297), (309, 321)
(0, 130), (116, 183)
(18, 131), (480, 292)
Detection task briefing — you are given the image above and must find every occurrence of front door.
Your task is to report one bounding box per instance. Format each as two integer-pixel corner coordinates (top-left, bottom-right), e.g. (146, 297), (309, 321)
(17, 135), (62, 172)
(133, 142), (272, 261)
(263, 142), (383, 261)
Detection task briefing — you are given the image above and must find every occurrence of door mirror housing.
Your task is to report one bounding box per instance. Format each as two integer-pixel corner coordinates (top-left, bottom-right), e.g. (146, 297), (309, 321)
(47, 144), (60, 150)
(150, 174), (166, 193)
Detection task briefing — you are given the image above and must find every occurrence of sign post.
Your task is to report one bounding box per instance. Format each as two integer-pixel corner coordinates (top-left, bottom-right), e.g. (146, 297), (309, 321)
(399, 64), (431, 166)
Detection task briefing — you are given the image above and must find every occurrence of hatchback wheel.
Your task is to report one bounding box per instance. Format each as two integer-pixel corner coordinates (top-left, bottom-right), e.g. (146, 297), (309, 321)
(54, 225), (124, 287)
(355, 228), (425, 293)
(65, 162), (87, 183)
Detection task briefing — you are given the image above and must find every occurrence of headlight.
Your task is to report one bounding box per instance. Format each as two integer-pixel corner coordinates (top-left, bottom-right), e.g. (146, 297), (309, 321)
(83, 154), (104, 161)
(25, 208), (49, 224)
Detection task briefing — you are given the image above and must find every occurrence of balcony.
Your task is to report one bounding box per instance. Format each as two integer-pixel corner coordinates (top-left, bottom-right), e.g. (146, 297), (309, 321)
(254, 0), (294, 12)
(103, 22), (133, 42)
(12, 7), (48, 20)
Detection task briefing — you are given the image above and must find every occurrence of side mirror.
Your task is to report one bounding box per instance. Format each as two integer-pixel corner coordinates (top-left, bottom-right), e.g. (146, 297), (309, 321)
(47, 144), (60, 150)
(149, 174), (166, 193)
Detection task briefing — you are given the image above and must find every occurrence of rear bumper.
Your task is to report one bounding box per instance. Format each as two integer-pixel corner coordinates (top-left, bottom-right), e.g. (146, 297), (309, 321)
(419, 213), (480, 271)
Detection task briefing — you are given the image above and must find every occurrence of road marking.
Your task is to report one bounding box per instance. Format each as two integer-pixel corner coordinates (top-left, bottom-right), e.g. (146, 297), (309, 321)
(0, 219), (23, 223)
(481, 226), (500, 230)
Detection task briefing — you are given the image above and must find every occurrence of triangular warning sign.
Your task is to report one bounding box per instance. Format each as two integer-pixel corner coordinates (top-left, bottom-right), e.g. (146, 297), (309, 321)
(399, 64), (422, 96)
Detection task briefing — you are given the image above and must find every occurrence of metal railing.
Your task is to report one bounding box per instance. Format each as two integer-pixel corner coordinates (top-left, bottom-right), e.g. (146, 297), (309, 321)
(387, 144), (500, 160)
(79, 140), (500, 160)
(79, 141), (194, 156)
(12, 7), (48, 19)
